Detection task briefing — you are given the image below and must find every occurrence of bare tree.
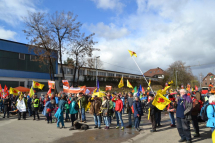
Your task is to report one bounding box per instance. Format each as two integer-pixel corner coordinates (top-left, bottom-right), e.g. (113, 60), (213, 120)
(48, 11), (82, 79)
(23, 12), (57, 80)
(68, 33), (99, 86)
(87, 56), (103, 69)
(165, 60), (195, 88)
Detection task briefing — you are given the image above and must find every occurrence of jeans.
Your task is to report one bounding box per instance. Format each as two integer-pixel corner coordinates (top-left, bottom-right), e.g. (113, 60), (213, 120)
(135, 116), (141, 129)
(66, 112), (70, 120)
(79, 108), (86, 121)
(115, 111), (124, 127)
(191, 115), (199, 134)
(108, 116), (112, 124)
(3, 110), (9, 118)
(176, 117), (191, 141)
(93, 113), (101, 127)
(57, 112), (64, 127)
(156, 111), (161, 126)
(122, 105), (125, 114)
(169, 112), (175, 125)
(33, 108), (40, 120)
(104, 116), (109, 127)
(28, 107), (32, 116)
(0, 104), (3, 112)
(128, 108), (133, 126)
(46, 113), (52, 123)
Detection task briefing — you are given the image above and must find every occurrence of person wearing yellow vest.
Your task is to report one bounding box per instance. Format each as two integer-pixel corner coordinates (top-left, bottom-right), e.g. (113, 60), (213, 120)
(32, 95), (40, 121)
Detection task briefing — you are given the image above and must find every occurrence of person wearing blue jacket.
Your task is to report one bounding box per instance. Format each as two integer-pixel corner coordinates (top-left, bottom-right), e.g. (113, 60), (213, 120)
(27, 96), (32, 117)
(69, 98), (78, 127)
(206, 95), (215, 135)
(133, 96), (143, 132)
(55, 94), (67, 129)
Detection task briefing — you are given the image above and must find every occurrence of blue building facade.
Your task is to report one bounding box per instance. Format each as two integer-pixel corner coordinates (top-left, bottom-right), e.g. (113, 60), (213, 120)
(0, 39), (58, 90)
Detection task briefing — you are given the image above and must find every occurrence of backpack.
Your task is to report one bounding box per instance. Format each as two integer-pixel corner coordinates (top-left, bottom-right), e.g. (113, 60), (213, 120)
(201, 104), (214, 121)
(74, 102), (79, 111)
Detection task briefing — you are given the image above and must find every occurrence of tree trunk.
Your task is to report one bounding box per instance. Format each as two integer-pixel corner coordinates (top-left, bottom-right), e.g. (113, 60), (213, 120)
(59, 42), (65, 79)
(73, 55), (78, 86)
(77, 67), (80, 86)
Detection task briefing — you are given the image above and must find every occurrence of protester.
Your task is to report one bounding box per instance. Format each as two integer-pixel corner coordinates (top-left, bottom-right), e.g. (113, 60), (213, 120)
(27, 95), (32, 117)
(89, 95), (102, 129)
(0, 97), (3, 113)
(167, 94), (176, 127)
(176, 89), (192, 143)
(126, 92), (134, 128)
(191, 96), (200, 137)
(32, 95), (40, 121)
(69, 97), (78, 127)
(55, 94), (67, 129)
(3, 96), (10, 118)
(16, 94), (27, 120)
(43, 97), (53, 124)
(206, 95), (215, 138)
(112, 94), (124, 130)
(121, 95), (125, 114)
(148, 94), (158, 132)
(77, 93), (87, 123)
(133, 96), (143, 132)
(102, 96), (110, 129)
(107, 95), (113, 124)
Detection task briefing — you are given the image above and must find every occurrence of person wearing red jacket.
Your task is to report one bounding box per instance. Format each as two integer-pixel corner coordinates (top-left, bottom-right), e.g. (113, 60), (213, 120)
(112, 95), (124, 130)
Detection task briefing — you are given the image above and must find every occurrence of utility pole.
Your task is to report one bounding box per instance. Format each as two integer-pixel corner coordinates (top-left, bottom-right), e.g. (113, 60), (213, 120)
(200, 73), (202, 89)
(176, 70), (178, 90)
(95, 56), (100, 87)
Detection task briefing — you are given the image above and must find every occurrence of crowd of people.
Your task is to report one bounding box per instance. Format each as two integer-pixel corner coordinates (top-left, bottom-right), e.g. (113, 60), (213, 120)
(0, 88), (214, 143)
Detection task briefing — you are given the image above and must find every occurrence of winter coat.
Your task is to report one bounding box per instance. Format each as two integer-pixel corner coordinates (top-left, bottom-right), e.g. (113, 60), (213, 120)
(108, 100), (114, 116)
(27, 98), (32, 108)
(148, 100), (158, 116)
(69, 101), (78, 114)
(206, 105), (215, 128)
(176, 94), (193, 120)
(89, 97), (102, 115)
(42, 101), (53, 116)
(191, 99), (200, 116)
(102, 100), (109, 117)
(3, 98), (10, 112)
(112, 98), (123, 112)
(133, 101), (143, 118)
(58, 99), (66, 112)
(78, 96), (87, 108)
(167, 97), (176, 112)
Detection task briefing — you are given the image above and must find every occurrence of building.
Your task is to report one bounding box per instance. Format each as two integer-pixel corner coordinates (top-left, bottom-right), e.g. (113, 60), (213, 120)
(202, 72), (215, 86)
(144, 67), (164, 79)
(55, 64), (162, 89)
(0, 39), (58, 90)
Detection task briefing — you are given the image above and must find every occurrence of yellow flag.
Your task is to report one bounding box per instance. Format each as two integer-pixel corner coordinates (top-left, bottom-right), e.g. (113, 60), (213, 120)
(127, 80), (133, 88)
(29, 87), (34, 97)
(118, 77), (124, 88)
(33, 81), (44, 90)
(148, 108), (151, 120)
(147, 79), (151, 90)
(9, 87), (19, 96)
(161, 86), (171, 94)
(128, 50), (137, 57)
(152, 93), (171, 110)
(168, 80), (173, 85)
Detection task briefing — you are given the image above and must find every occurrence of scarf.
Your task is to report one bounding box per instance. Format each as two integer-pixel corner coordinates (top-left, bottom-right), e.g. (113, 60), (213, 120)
(102, 100), (107, 106)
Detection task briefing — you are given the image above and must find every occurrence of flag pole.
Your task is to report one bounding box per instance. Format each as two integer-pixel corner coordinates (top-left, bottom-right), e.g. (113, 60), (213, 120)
(131, 56), (155, 95)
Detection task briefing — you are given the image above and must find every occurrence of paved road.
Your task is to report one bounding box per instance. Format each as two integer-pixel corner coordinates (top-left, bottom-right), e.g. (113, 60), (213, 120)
(0, 112), (212, 143)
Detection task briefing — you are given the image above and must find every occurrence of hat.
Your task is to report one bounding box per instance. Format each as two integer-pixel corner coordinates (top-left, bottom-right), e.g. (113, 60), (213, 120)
(149, 94), (154, 97)
(27, 95), (30, 98)
(187, 93), (191, 96)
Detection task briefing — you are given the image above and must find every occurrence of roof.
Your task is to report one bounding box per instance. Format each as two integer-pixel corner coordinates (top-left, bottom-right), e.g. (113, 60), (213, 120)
(203, 72), (214, 81)
(144, 67), (164, 77)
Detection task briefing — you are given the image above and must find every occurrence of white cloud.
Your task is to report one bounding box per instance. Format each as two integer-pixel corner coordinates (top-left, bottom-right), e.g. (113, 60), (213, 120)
(90, 0), (215, 76)
(91, 0), (125, 13)
(0, 0), (40, 25)
(0, 27), (16, 39)
(85, 22), (129, 40)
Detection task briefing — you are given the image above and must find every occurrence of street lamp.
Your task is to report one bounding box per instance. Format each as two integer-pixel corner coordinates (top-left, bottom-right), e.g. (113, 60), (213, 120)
(96, 56), (100, 87)
(176, 70), (178, 90)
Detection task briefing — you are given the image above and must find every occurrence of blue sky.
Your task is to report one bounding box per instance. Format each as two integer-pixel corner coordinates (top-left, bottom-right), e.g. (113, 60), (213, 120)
(1, 0), (215, 79)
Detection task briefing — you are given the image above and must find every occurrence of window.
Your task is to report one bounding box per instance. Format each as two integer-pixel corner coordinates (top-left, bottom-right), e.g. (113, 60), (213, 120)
(108, 73), (114, 77)
(130, 76), (135, 78)
(60, 67), (67, 74)
(205, 78), (207, 80)
(210, 78), (212, 80)
(19, 53), (25, 60)
(158, 70), (160, 72)
(30, 55), (37, 61)
(205, 83), (207, 85)
(98, 72), (106, 76)
(67, 68), (74, 75)
(150, 71), (152, 73)
(88, 71), (96, 76)
(124, 75), (129, 78)
(79, 69), (84, 76)
(19, 81), (25, 87)
(116, 74), (122, 77)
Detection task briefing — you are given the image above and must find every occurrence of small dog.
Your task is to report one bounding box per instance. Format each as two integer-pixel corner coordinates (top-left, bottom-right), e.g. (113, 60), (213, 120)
(69, 121), (89, 131)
